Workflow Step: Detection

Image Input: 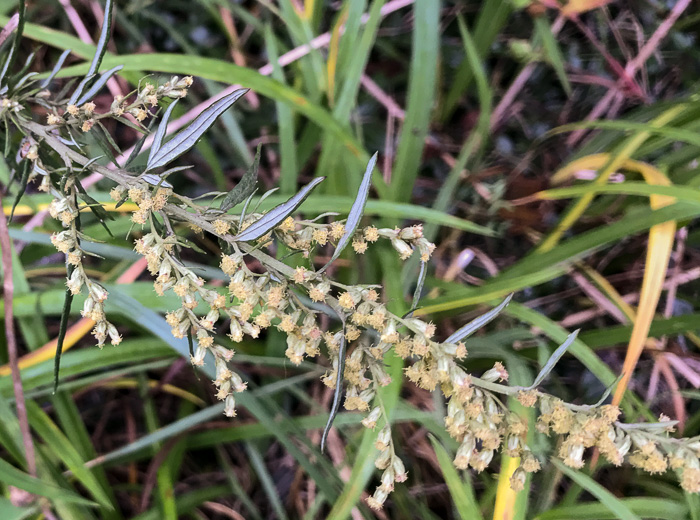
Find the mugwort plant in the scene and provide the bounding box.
[2,0,700,510]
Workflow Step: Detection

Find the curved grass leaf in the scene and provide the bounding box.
[445,293,513,343]
[533,498,686,520]
[429,435,483,520]
[550,459,642,520]
[319,152,376,274]
[233,177,325,242]
[220,143,261,213]
[25,401,113,509]
[74,65,123,106]
[146,88,249,172]
[0,456,95,506]
[321,324,346,454]
[39,48,71,88]
[147,99,179,166]
[527,330,579,390]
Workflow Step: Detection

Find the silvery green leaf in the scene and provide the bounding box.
[146,88,249,172]
[12,71,37,90]
[87,0,113,77]
[238,188,258,233]
[75,65,123,105]
[40,49,71,88]
[124,114,158,168]
[321,324,346,454]
[220,143,261,213]
[141,173,173,188]
[319,152,377,274]
[147,99,178,165]
[233,177,324,242]
[527,330,579,390]
[68,0,113,104]
[445,293,513,343]
[9,50,34,86]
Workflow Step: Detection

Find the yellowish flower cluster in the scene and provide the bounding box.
[273,217,435,261]
[48,186,120,347]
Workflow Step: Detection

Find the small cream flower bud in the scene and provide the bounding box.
[224,394,237,417]
[362,406,382,429]
[191,345,207,366]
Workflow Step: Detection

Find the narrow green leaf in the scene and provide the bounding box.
[0,457,96,506]
[406,261,428,316]
[233,177,325,242]
[39,48,71,88]
[445,294,513,343]
[389,0,440,202]
[67,0,113,105]
[550,459,642,520]
[9,160,30,221]
[25,401,113,509]
[147,99,179,165]
[534,16,571,96]
[527,330,579,389]
[321,324,346,454]
[74,65,123,106]
[0,1,25,83]
[429,436,483,520]
[146,88,249,171]
[220,143,261,213]
[53,281,74,393]
[319,152,377,273]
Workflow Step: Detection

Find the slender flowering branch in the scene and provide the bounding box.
[2,10,700,512]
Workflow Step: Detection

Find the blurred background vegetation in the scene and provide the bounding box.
[1,0,700,518]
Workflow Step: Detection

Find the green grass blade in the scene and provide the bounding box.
[549,459,642,520]
[429,436,483,520]
[389,0,440,202]
[25,401,113,509]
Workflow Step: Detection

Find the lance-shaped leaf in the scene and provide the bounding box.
[526,329,579,390]
[68,0,113,104]
[319,152,377,274]
[0,1,25,84]
[233,177,325,242]
[220,143,261,212]
[40,48,71,88]
[406,261,428,316]
[140,173,173,189]
[321,324,346,454]
[445,293,513,344]
[9,160,30,221]
[53,270,75,393]
[146,88,249,172]
[75,65,123,106]
[147,99,179,166]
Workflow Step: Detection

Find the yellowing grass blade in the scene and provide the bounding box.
[3,201,139,217]
[493,454,520,520]
[538,105,684,253]
[611,160,676,406]
[539,152,677,406]
[326,4,349,107]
